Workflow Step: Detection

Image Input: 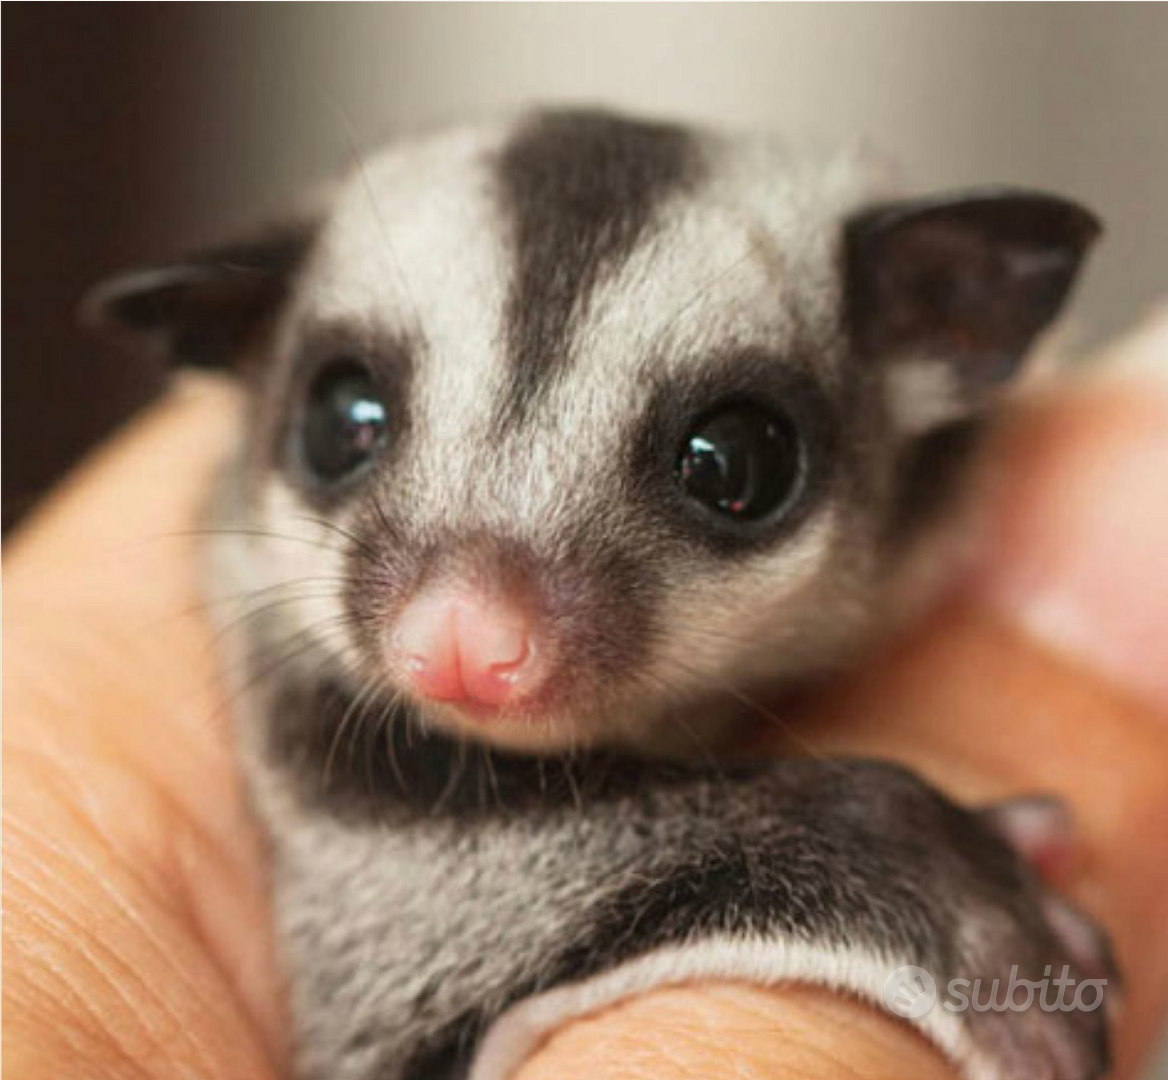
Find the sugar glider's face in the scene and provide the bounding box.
[92,110,1099,753]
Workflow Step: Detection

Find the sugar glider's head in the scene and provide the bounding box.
[90,109,1099,753]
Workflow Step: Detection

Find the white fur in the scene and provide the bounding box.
[284,122,520,534]
[886,357,969,434]
[469,935,995,1080]
[236,125,899,753]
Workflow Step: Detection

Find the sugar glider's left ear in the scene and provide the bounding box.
[82,209,322,369]
[845,190,1101,433]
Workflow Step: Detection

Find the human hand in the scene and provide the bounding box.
[4,314,1168,1079]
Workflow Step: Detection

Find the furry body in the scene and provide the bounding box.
[93,109,1111,1079]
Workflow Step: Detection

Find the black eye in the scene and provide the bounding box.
[676,404,801,522]
[300,360,388,482]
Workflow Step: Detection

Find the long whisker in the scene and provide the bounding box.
[376,687,413,798]
[361,681,407,799]
[656,621,858,686]
[650,654,840,769]
[213,614,362,729]
[173,526,349,555]
[289,514,380,562]
[131,574,349,644]
[429,729,468,815]
[323,670,384,788]
[325,97,427,347]
[629,668,727,779]
[203,574,351,611]
[479,740,504,815]
[206,584,348,650]
[654,236,767,349]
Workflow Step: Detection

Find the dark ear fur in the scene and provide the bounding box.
[83,213,320,368]
[845,189,1101,428]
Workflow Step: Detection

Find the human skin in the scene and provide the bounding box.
[4,313,1168,1080]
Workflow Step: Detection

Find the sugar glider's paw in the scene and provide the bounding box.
[981,794,1118,986]
[953,794,1117,1080]
[471,764,1115,1080]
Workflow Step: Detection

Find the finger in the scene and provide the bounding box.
[515,983,953,1080]
[3,376,284,1077]
[975,351,1168,714]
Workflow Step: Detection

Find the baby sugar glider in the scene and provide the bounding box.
[90,109,1114,1080]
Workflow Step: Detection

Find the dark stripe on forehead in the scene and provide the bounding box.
[497,109,701,423]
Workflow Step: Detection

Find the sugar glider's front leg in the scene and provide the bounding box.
[256,683,1113,1080]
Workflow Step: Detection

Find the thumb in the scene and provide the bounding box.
[975,308,1168,714]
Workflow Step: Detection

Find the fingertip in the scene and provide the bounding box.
[972,355,1168,715]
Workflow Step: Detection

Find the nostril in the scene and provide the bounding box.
[483,640,538,692]
[452,603,540,706]
[393,586,544,710]
[489,647,531,682]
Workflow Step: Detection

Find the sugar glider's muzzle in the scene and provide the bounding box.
[392,583,545,713]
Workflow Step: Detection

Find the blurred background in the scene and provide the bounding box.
[5,4,1168,532]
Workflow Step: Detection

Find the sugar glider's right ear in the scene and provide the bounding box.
[82,208,323,369]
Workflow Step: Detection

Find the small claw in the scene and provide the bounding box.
[981,795,1076,878]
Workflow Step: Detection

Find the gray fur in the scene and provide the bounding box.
[91,108,1109,1080]
[255,682,1108,1080]
[496,109,701,425]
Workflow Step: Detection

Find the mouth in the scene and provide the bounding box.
[414,692,589,753]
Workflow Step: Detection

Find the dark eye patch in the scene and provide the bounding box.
[632,351,839,556]
[677,404,802,522]
[300,359,389,482]
[274,320,414,506]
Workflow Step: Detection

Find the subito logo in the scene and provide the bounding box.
[883,965,937,1018]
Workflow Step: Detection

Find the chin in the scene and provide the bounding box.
[417,687,754,759]
[413,698,607,755]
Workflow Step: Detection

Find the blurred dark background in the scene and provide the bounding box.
[5,8,186,528]
[4,5,1167,532]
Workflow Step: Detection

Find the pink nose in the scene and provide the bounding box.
[393,587,542,709]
